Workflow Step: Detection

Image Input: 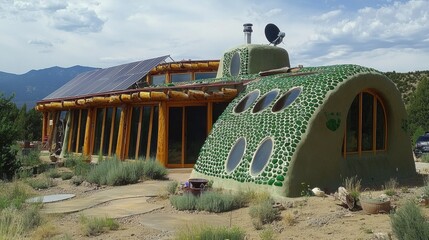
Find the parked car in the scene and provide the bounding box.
[414,133,429,158]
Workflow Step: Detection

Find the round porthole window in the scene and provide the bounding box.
[230,52,241,77]
[252,89,279,113]
[272,87,302,113]
[225,137,246,174]
[234,90,260,113]
[250,137,274,176]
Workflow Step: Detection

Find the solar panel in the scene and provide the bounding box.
[43,55,169,100]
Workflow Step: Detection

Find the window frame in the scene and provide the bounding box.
[343,90,387,158]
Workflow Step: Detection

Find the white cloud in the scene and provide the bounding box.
[312,9,342,21]
[52,7,104,33]
[28,39,53,48]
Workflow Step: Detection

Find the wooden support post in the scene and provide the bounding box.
[135,106,143,159]
[146,106,154,160]
[156,103,168,166]
[99,108,107,156]
[60,111,71,158]
[75,110,82,153]
[108,108,116,156]
[116,106,127,159]
[42,112,48,143]
[83,108,93,157]
[68,110,75,152]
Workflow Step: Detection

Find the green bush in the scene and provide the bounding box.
[16,149,41,167]
[260,227,276,240]
[196,191,243,213]
[85,158,167,186]
[170,193,198,211]
[26,175,56,189]
[170,191,247,213]
[71,176,84,186]
[142,159,167,180]
[390,201,429,240]
[61,172,74,180]
[64,154,90,176]
[46,168,61,178]
[175,225,245,240]
[79,215,119,236]
[249,200,279,227]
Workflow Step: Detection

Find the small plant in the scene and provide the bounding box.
[390,201,429,239]
[421,154,429,163]
[384,178,398,196]
[170,191,247,213]
[79,215,119,236]
[46,168,61,178]
[175,225,245,240]
[16,149,41,167]
[343,176,361,201]
[0,181,33,210]
[249,199,279,228]
[283,211,297,226]
[260,226,276,240]
[61,172,74,180]
[26,175,56,190]
[166,181,179,195]
[32,224,60,240]
[0,204,42,238]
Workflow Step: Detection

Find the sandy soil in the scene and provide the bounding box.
[29,167,429,240]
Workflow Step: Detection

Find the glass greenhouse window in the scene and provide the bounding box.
[272,87,302,112]
[343,91,387,156]
[195,72,216,80]
[225,137,246,173]
[234,90,260,113]
[252,89,279,113]
[250,138,274,176]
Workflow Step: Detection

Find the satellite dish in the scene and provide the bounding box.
[265,23,285,46]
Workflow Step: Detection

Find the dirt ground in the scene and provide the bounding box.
[29,166,429,240]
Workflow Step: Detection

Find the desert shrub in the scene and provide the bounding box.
[86,158,167,186]
[26,175,56,189]
[142,159,167,180]
[196,191,245,213]
[0,204,42,238]
[16,149,41,168]
[32,224,60,240]
[260,227,276,240]
[249,199,279,228]
[344,176,361,200]
[71,176,84,186]
[422,154,429,163]
[79,215,119,236]
[175,225,245,240]
[15,167,33,179]
[46,168,61,178]
[170,191,247,212]
[170,193,198,210]
[0,181,32,210]
[384,178,398,196]
[64,154,90,176]
[61,172,74,180]
[166,181,179,195]
[390,201,429,240]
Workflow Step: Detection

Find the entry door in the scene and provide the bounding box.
[167,106,207,167]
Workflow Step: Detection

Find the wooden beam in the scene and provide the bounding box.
[116,107,127,159]
[124,106,133,159]
[146,106,154,160]
[99,108,107,156]
[156,103,168,166]
[207,102,213,134]
[42,112,48,143]
[135,106,143,160]
[168,90,188,100]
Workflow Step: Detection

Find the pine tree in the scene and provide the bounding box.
[407,76,429,142]
[0,93,19,179]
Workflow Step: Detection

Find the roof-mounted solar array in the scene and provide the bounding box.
[44,55,169,100]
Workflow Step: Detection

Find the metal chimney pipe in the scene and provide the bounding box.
[243,23,253,44]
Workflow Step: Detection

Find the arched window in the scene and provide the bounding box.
[343,91,387,157]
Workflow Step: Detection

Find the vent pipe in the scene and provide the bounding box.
[243,23,253,44]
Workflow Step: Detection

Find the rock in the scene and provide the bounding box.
[372,232,391,240]
[312,187,326,197]
[81,181,92,187]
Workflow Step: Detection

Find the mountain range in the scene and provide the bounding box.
[0,66,98,108]
[0,66,427,109]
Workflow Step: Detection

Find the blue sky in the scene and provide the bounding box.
[0,0,428,74]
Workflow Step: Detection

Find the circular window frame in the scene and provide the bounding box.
[229,52,241,77]
[252,89,280,114]
[271,87,302,113]
[225,137,247,174]
[233,89,260,114]
[249,137,274,177]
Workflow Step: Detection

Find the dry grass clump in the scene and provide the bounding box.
[343,176,361,200]
[79,215,119,236]
[249,199,280,229]
[175,224,245,240]
[383,178,398,196]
